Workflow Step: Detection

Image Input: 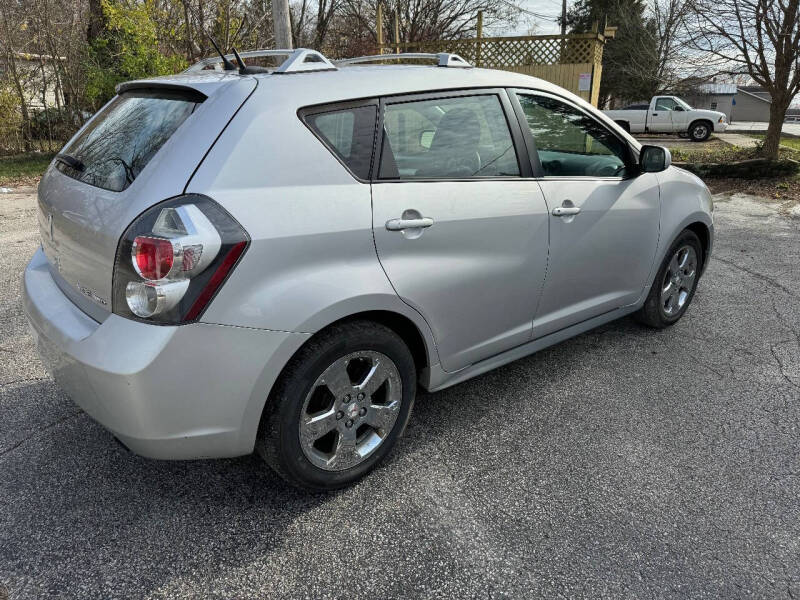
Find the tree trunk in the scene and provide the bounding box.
[762,94,789,159]
[87,0,106,42]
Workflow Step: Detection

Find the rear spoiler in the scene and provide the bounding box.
[115,81,208,102]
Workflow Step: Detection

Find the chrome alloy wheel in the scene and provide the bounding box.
[660,244,698,317]
[692,123,709,139]
[299,351,402,471]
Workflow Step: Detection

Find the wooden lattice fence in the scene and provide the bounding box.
[376,21,615,106]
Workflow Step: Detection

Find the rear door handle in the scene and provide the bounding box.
[385,217,434,231]
[552,206,581,217]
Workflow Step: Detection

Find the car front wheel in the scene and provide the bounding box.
[635,230,703,328]
[256,320,416,491]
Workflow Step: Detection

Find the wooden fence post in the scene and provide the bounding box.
[476,11,483,67]
[376,4,384,54]
[393,8,400,54]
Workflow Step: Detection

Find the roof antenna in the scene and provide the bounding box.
[231,47,270,74]
[208,36,236,71]
[232,47,247,71]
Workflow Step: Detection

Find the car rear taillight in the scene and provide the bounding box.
[113,194,249,324]
[132,237,175,280]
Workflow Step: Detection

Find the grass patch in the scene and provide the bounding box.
[670,142,799,164]
[746,134,800,152]
[0,152,55,186]
[669,137,800,203]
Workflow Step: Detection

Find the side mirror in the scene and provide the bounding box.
[640,145,672,173]
[673,106,684,112]
[419,130,435,149]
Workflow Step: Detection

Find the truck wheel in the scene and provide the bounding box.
[689,120,712,142]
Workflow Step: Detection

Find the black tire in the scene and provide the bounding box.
[615,120,631,133]
[688,120,712,142]
[256,320,416,491]
[635,230,703,328]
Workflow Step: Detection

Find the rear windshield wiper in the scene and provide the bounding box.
[55,153,85,172]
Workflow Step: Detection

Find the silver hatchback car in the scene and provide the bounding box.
[23,49,713,490]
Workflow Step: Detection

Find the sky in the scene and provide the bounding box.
[493,0,570,36]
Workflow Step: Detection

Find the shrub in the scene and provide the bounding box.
[676,158,800,179]
[85,0,186,108]
[0,83,24,154]
[28,107,81,142]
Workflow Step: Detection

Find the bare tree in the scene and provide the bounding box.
[648,0,692,92]
[687,0,800,158]
[335,0,516,52]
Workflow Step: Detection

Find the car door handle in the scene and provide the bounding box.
[552,206,581,217]
[385,217,434,231]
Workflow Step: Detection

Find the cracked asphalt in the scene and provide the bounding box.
[1,187,798,599]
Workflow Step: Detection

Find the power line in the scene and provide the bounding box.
[496,0,562,21]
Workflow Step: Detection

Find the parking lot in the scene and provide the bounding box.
[1,187,798,598]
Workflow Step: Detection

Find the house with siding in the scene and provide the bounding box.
[684,84,778,123]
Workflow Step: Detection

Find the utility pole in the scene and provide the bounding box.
[561,0,567,35]
[272,0,293,49]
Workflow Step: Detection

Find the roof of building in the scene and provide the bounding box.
[737,87,772,103]
[698,83,737,95]
[739,85,767,93]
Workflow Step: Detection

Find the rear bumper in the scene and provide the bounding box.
[23,248,308,459]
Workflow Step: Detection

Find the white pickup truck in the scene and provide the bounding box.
[604,96,727,142]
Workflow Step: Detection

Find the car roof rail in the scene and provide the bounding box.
[335,53,472,68]
[186,48,337,74]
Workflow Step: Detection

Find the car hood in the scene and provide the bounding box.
[691,109,726,121]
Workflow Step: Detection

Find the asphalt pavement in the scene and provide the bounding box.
[1,187,798,599]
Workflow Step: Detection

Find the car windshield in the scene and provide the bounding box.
[55,89,203,192]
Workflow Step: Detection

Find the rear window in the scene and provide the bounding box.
[56,89,204,192]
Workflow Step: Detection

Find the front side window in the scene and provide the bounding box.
[517,93,631,178]
[304,105,377,180]
[379,94,520,179]
[57,90,203,192]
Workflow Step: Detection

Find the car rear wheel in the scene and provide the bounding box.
[256,320,416,491]
[635,230,703,328]
[689,120,711,142]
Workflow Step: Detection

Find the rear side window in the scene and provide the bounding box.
[379,94,520,179]
[56,89,204,192]
[304,105,377,180]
